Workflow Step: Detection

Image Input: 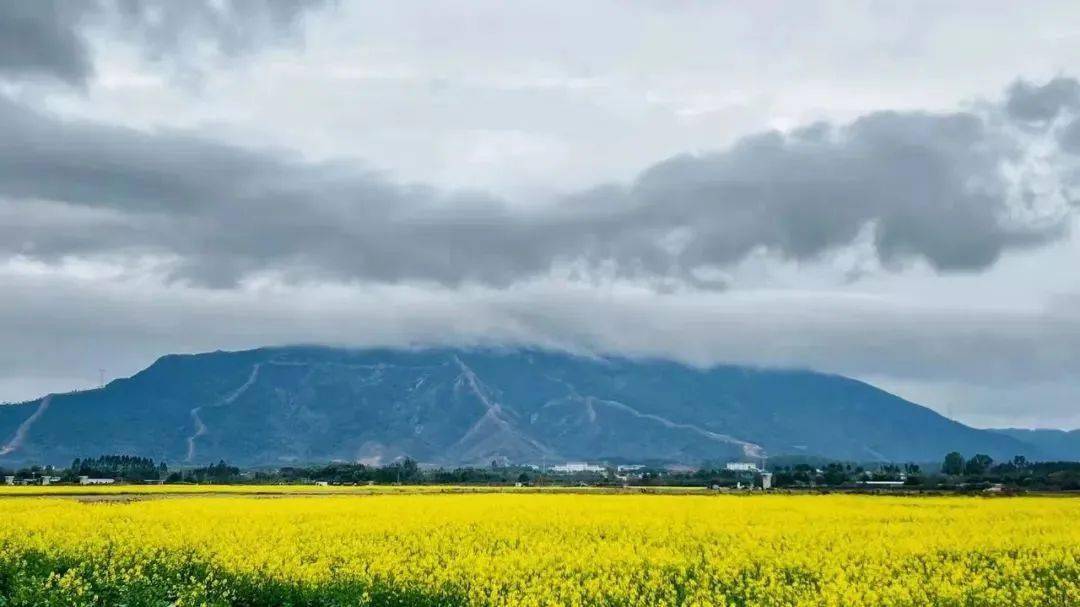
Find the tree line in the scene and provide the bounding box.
[766,453,1080,491]
[2,452,1078,490]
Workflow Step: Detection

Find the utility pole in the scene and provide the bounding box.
[98,369,106,389]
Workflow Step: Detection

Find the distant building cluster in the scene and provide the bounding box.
[723,461,772,490]
[549,462,606,474]
[4,475,63,486]
[724,462,760,473]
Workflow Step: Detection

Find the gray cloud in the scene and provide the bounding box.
[0,1,93,84]
[0,0,329,85]
[1058,116,1080,155]
[109,0,331,72]
[1,79,1073,288]
[616,111,1056,273]
[1005,77,1080,124]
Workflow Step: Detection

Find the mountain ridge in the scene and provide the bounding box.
[989,428,1080,461]
[0,345,1054,467]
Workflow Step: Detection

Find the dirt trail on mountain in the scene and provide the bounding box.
[0,395,52,456]
[186,364,262,462]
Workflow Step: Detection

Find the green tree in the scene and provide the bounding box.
[964,454,993,476]
[942,452,965,476]
[822,463,848,486]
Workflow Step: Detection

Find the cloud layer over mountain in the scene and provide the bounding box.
[1,80,1075,287]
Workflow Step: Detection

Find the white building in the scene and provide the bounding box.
[78,476,116,485]
[862,480,905,487]
[725,462,759,473]
[2,475,13,485]
[549,462,606,474]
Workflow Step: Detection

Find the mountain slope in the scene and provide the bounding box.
[0,346,1037,466]
[991,429,1080,461]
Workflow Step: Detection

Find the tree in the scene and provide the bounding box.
[964,454,993,476]
[822,463,848,486]
[400,458,418,480]
[942,452,965,476]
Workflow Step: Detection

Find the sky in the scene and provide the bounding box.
[2,0,1079,429]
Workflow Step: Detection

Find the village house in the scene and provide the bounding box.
[78,476,116,485]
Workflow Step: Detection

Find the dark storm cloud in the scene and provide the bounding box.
[1004,77,1080,124]
[0,80,1073,287]
[0,0,329,85]
[615,111,1052,273]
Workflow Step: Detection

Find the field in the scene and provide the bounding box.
[0,484,709,497]
[0,491,1077,606]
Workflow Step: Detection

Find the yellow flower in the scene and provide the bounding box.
[0,492,1075,605]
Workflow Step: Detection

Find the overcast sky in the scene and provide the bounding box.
[2,1,1079,429]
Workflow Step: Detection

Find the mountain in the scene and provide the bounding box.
[0,346,1039,467]
[990,429,1080,461]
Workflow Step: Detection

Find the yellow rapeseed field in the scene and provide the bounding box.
[0,492,1077,606]
[0,484,707,497]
